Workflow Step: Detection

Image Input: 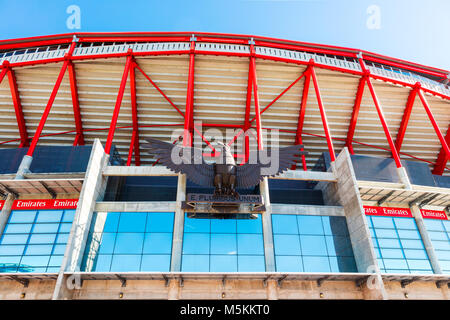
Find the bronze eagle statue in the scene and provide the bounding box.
[142,138,307,196]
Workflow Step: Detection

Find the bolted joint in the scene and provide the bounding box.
[190,34,197,42]
[414,82,422,90]
[127,48,133,55]
[2,60,10,68]
[308,58,315,66]
[72,35,79,43]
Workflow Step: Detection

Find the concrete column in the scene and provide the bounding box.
[52,139,109,300]
[260,177,275,272]
[0,194,15,238]
[410,204,443,274]
[397,167,412,189]
[170,174,186,272]
[265,279,278,300]
[334,147,388,300]
[15,155,33,179]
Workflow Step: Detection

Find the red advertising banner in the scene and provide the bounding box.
[11,199,78,210]
[0,200,4,210]
[363,206,413,218]
[420,209,448,220]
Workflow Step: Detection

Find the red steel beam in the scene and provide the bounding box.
[432,124,450,175]
[183,41,196,147]
[127,129,137,166]
[310,64,336,162]
[394,85,419,152]
[416,89,450,175]
[365,76,403,168]
[104,52,133,155]
[250,45,263,151]
[27,42,77,156]
[7,68,29,147]
[67,61,85,146]
[243,54,254,162]
[294,67,311,170]
[0,66,7,84]
[345,75,367,154]
[129,62,140,166]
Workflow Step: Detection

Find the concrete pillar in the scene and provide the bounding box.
[334,147,388,300]
[15,155,33,179]
[397,167,412,189]
[260,177,275,272]
[167,279,180,300]
[410,204,443,274]
[0,194,15,238]
[265,279,278,300]
[170,174,186,272]
[52,139,109,300]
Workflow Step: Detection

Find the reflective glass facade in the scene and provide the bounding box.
[181,214,265,272]
[82,212,174,272]
[367,216,433,274]
[271,214,357,272]
[423,219,450,273]
[0,209,75,273]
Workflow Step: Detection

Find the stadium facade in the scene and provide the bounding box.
[0,32,448,300]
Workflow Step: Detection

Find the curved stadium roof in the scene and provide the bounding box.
[0,32,448,174]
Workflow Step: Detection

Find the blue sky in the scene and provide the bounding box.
[1,0,448,70]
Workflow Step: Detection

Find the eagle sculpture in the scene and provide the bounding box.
[142,138,307,196]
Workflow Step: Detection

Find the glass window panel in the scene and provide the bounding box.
[380,248,404,259]
[91,233,116,254]
[3,223,33,234]
[322,216,349,236]
[0,234,29,245]
[371,217,394,229]
[374,228,398,239]
[146,212,174,233]
[142,233,173,254]
[211,219,236,234]
[397,229,420,240]
[8,211,37,223]
[36,210,63,223]
[300,235,328,256]
[62,210,75,223]
[439,261,450,272]
[0,256,22,272]
[89,254,112,272]
[393,218,417,230]
[271,215,298,234]
[114,233,144,254]
[58,223,72,233]
[110,255,141,272]
[435,250,450,260]
[237,216,262,234]
[400,239,424,250]
[182,254,209,272]
[275,256,303,272]
[183,233,210,254]
[20,255,51,268]
[55,233,69,244]
[237,234,264,255]
[28,234,56,244]
[385,269,408,274]
[377,238,401,249]
[140,254,171,272]
[25,245,53,255]
[369,228,376,238]
[0,245,25,256]
[428,231,448,241]
[32,223,59,234]
[53,244,66,255]
[210,255,237,272]
[382,258,408,270]
[237,255,265,272]
[102,212,120,232]
[325,236,353,257]
[403,249,428,260]
[46,267,61,273]
[118,212,147,233]
[210,234,237,255]
[184,215,210,233]
[424,219,444,231]
[303,256,331,272]
[273,234,301,256]
[48,255,63,267]
[443,221,450,232]
[329,256,357,272]
[297,215,324,235]
[407,259,432,271]
[432,240,450,251]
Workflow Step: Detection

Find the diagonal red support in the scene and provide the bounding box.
[105,52,133,155]
[0,66,7,85]
[183,40,196,147]
[432,124,450,175]
[394,85,419,152]
[310,64,336,162]
[250,45,263,151]
[345,75,367,154]
[67,61,85,146]
[7,68,29,147]
[27,42,77,156]
[294,67,311,170]
[129,63,140,166]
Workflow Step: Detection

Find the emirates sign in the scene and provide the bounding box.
[363,206,413,218]
[11,199,78,210]
[420,209,448,220]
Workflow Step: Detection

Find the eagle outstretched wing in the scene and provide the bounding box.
[141,138,215,187]
[236,145,307,189]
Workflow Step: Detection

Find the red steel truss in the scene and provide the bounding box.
[0,32,448,174]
